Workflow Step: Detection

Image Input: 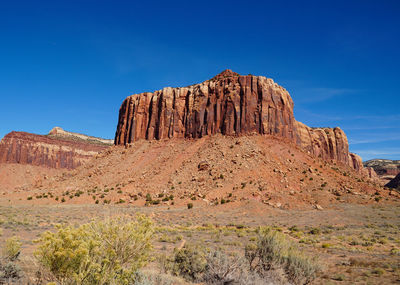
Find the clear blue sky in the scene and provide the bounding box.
[1,0,399,161]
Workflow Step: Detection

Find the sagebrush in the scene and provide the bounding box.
[34,215,154,285]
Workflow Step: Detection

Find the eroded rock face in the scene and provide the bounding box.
[365,167,378,180]
[0,131,110,169]
[295,122,350,166]
[114,70,363,172]
[115,70,296,143]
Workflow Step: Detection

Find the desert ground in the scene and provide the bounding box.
[0,202,399,284]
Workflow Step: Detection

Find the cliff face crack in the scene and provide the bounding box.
[114,70,365,173]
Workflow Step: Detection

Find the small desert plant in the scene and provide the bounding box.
[309,228,321,235]
[34,215,153,285]
[0,236,23,282]
[202,250,243,284]
[2,236,21,261]
[0,261,22,282]
[169,244,206,281]
[245,227,320,285]
[187,203,193,209]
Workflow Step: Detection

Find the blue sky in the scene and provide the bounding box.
[1,0,399,161]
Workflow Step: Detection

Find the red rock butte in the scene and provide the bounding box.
[115,70,368,174]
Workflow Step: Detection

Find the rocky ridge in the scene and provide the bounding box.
[0,128,111,169]
[48,127,114,145]
[115,70,367,175]
[364,159,400,183]
[19,134,391,208]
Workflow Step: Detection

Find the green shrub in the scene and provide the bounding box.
[0,236,23,282]
[2,237,21,261]
[371,268,385,276]
[170,244,206,281]
[245,227,320,285]
[332,273,345,281]
[0,261,22,282]
[146,194,152,202]
[34,215,154,285]
[309,228,321,235]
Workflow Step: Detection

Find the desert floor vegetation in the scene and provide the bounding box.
[0,202,398,284]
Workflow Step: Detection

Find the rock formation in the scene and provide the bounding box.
[48,127,114,145]
[365,167,378,180]
[114,70,364,172]
[364,159,400,177]
[0,129,112,169]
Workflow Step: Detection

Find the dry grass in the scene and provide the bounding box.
[0,202,397,284]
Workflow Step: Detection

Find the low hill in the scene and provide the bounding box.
[11,134,396,209]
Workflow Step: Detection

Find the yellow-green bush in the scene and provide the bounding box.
[2,236,21,261]
[34,215,154,285]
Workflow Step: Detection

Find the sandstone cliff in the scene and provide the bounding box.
[114,70,364,172]
[0,129,111,169]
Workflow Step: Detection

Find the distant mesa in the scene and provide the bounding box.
[114,69,371,177]
[0,127,112,169]
[48,127,114,145]
[364,159,400,184]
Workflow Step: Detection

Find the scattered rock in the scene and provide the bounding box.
[198,161,210,171]
[315,204,323,210]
